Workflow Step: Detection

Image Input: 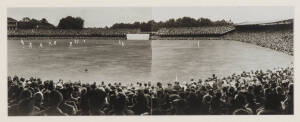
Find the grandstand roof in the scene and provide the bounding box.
[236,19,293,26]
[7,17,17,22]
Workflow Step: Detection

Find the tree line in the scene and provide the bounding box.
[13,17,56,29]
[9,16,84,29]
[9,16,232,31]
[111,17,233,31]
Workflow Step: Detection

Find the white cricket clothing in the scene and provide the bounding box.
[29,42,32,48]
[39,43,43,48]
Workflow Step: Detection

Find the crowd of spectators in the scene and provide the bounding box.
[8,28,140,37]
[8,37,125,40]
[157,26,235,36]
[8,26,236,38]
[224,29,293,55]
[8,66,293,116]
[154,37,221,40]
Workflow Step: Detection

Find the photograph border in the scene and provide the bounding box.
[0,0,299,122]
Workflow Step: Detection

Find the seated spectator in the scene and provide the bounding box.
[33,92,46,113]
[232,93,253,115]
[88,88,106,115]
[107,93,134,115]
[257,88,282,115]
[35,90,67,116]
[131,90,150,115]
[16,98,35,116]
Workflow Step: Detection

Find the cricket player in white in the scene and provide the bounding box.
[20,40,25,45]
[39,42,43,48]
[73,40,76,45]
[49,41,52,47]
[29,42,32,48]
[69,41,73,47]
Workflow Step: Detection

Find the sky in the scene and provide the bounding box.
[8,6,294,28]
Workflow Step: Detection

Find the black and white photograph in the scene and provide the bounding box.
[6,6,294,116]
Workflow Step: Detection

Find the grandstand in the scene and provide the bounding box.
[225,19,294,55]
[7,18,18,30]
[234,19,293,31]
[236,19,293,26]
[152,19,294,55]
[157,26,235,37]
[8,28,141,38]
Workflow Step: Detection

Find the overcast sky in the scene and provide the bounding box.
[8,6,293,28]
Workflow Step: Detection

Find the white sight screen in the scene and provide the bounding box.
[126,34,150,40]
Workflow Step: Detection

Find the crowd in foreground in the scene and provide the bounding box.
[8,66,293,116]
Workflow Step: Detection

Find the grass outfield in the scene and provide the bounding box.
[8,39,293,84]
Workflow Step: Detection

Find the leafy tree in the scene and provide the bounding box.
[176,17,198,27]
[40,18,48,24]
[17,17,55,29]
[38,18,55,29]
[22,17,30,22]
[198,18,213,26]
[164,19,176,28]
[57,16,84,29]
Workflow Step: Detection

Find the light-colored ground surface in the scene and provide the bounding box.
[8,39,293,84]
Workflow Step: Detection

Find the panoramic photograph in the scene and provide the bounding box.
[7,7,293,116]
